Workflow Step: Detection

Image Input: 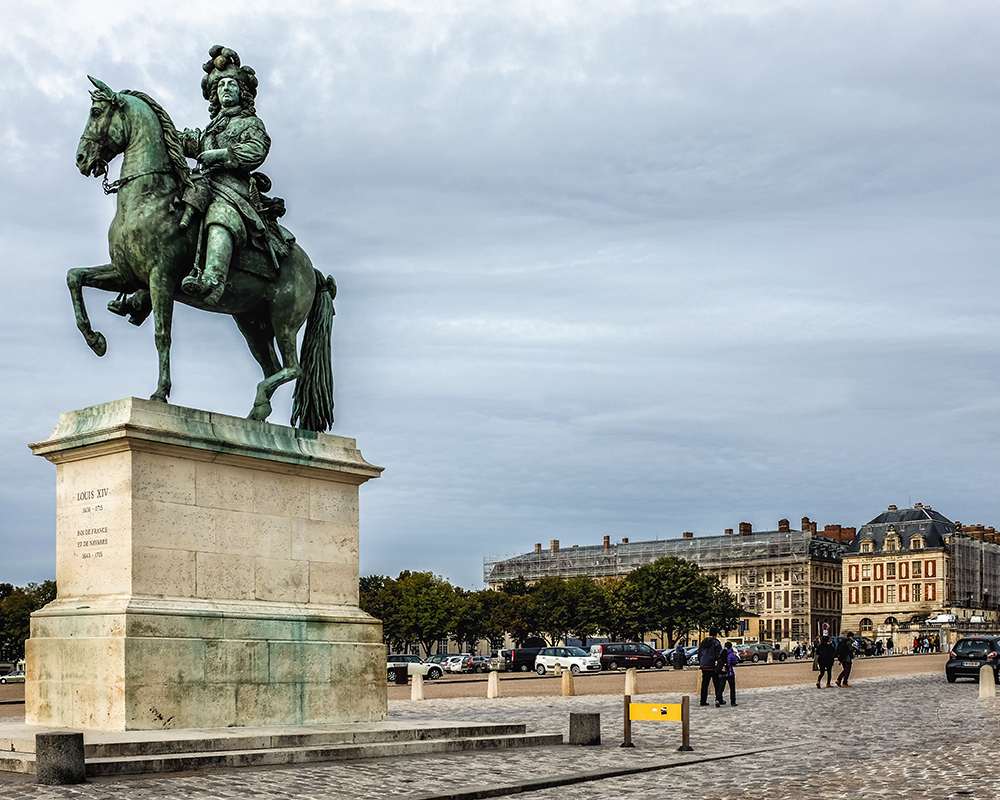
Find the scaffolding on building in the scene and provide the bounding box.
[950,534,1000,611]
[484,530,846,587]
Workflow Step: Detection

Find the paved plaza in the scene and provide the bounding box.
[0,667,997,799]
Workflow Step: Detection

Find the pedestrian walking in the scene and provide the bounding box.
[816,635,836,688]
[886,637,894,655]
[836,632,855,687]
[717,641,739,706]
[698,628,724,706]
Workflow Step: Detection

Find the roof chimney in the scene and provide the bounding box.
[622,537,629,544]
[603,535,611,551]
[888,505,897,511]
[550,539,559,554]
[534,543,541,553]
[914,502,923,508]
[724,528,733,536]
[682,531,694,539]
[739,522,752,538]
[778,519,790,533]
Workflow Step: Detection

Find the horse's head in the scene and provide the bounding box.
[77,77,129,178]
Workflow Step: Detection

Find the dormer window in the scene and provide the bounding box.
[910,536,924,551]
[884,535,899,552]
[860,540,874,554]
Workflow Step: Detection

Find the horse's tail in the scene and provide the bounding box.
[291,270,337,432]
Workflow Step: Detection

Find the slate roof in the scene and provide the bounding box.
[849,505,954,554]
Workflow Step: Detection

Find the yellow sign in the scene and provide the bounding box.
[629,702,682,722]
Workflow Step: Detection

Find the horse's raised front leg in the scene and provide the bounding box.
[147,266,176,403]
[67,264,131,357]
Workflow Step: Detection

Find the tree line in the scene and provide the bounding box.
[359,556,743,657]
[0,582,57,662]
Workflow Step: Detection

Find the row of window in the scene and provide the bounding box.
[859,535,924,554]
[847,583,937,604]
[847,560,936,582]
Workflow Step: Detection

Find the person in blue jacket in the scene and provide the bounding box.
[717,641,740,707]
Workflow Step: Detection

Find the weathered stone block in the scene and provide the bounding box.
[35,732,86,785]
[27,398,385,731]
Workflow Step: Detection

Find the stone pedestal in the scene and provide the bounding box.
[27,397,386,731]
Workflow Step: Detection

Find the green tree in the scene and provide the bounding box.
[393,571,460,657]
[625,557,734,647]
[565,576,607,647]
[0,581,56,661]
[602,577,642,641]
[452,589,488,653]
[531,576,572,645]
[477,588,512,653]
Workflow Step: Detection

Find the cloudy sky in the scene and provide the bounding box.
[4,0,1000,590]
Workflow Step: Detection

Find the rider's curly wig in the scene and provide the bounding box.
[201,45,258,118]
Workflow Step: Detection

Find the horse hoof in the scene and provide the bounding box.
[88,332,107,357]
[149,393,168,404]
[248,402,272,421]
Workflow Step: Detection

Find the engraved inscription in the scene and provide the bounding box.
[73,486,110,562]
[75,487,109,502]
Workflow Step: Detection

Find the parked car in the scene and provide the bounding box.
[0,670,25,684]
[590,642,666,670]
[386,654,443,681]
[736,643,788,663]
[443,655,470,673]
[945,636,1000,684]
[469,656,489,673]
[927,614,959,625]
[498,648,545,672]
[683,646,700,666]
[534,647,602,675]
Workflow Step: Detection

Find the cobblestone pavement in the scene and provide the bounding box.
[0,671,997,799]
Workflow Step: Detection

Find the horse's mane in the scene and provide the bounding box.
[122,90,194,191]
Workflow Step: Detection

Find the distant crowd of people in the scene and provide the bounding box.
[691,627,944,708]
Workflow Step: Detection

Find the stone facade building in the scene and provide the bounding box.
[841,503,1000,643]
[484,517,855,645]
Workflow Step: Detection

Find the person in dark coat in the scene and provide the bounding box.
[672,643,685,670]
[698,629,724,706]
[816,635,836,688]
[836,632,855,687]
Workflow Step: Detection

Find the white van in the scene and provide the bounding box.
[926,613,958,624]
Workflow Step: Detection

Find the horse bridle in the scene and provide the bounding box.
[79,132,176,195]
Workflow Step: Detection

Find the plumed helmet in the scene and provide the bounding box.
[201,45,259,106]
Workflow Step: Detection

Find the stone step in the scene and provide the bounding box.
[0,726,563,777]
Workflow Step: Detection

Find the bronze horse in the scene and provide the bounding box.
[71,77,335,431]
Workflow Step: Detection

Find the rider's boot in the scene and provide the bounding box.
[200,223,233,306]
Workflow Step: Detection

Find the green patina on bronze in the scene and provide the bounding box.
[70,45,335,432]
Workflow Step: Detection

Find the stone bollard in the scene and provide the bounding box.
[553,663,562,677]
[561,669,575,696]
[35,732,86,786]
[487,670,501,699]
[624,667,638,696]
[568,712,601,745]
[980,665,996,699]
[411,672,425,701]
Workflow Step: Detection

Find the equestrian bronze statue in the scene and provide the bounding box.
[71,46,335,431]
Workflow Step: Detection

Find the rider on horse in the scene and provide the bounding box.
[178,46,283,306]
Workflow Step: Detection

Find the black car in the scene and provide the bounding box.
[590,642,666,670]
[945,636,1000,683]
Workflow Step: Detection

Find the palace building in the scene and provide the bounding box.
[841,503,1000,642]
[484,517,855,644]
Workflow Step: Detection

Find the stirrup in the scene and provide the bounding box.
[181,275,207,296]
[203,280,226,306]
